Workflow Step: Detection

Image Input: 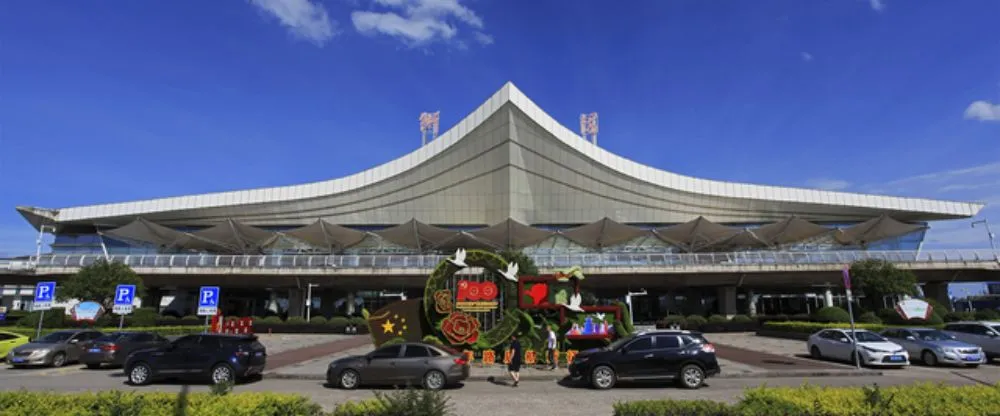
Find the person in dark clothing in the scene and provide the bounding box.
[507,335,522,387]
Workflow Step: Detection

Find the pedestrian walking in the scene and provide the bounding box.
[546,325,558,370]
[508,334,522,387]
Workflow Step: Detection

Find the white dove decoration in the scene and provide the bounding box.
[447,248,468,268]
[595,313,606,322]
[561,293,584,313]
[499,262,519,282]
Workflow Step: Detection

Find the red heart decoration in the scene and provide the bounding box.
[527,283,549,305]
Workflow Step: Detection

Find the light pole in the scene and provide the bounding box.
[971,219,997,260]
[625,289,647,327]
[305,283,319,322]
[33,225,56,266]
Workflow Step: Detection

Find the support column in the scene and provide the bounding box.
[922,283,951,310]
[346,292,356,316]
[288,289,304,318]
[747,290,759,317]
[717,287,737,318]
[824,288,834,308]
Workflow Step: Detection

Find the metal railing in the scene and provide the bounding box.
[17,249,999,271]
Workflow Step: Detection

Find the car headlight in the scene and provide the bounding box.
[32,350,50,357]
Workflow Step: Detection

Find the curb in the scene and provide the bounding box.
[264,369,882,382]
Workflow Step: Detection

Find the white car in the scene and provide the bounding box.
[808,329,909,367]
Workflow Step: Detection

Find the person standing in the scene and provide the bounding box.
[546,325,558,370]
[508,334,522,387]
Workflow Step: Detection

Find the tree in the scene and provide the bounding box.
[849,259,918,311]
[58,259,146,310]
[498,250,539,276]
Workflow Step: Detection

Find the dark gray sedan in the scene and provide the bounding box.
[327,342,470,390]
[81,331,171,369]
[6,330,103,367]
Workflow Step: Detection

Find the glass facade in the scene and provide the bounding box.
[45,221,929,256]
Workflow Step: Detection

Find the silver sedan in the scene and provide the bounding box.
[880,328,985,367]
[6,330,103,368]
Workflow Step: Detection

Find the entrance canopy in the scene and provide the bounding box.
[560,218,648,249]
[835,214,928,246]
[283,220,368,252]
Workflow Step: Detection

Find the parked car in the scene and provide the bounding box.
[568,330,721,390]
[0,331,30,360]
[943,322,1000,361]
[807,329,909,367]
[81,331,171,369]
[124,334,267,385]
[880,328,984,367]
[6,330,103,367]
[327,342,470,390]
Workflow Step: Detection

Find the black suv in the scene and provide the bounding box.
[124,334,267,386]
[569,330,720,390]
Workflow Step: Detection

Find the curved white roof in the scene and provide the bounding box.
[18,82,984,228]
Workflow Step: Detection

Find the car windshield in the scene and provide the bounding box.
[850,332,886,343]
[992,326,1000,334]
[913,330,954,341]
[608,335,636,351]
[95,333,128,342]
[36,332,74,343]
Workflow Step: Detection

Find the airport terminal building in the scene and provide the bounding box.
[3,83,994,322]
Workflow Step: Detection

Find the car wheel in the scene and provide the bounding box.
[590,365,616,390]
[922,350,938,367]
[810,346,822,359]
[339,369,361,390]
[51,353,67,367]
[128,362,153,386]
[85,363,101,370]
[678,364,705,389]
[422,370,446,390]
[210,363,235,385]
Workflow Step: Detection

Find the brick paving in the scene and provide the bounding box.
[266,335,372,370]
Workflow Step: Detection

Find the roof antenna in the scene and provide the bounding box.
[580,112,598,145]
[419,111,440,146]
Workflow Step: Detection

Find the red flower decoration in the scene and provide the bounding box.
[440,312,481,345]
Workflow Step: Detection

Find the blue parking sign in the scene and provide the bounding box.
[113,284,136,315]
[33,281,56,311]
[197,286,220,316]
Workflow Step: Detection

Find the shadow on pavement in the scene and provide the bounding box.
[556,377,697,390]
[320,382,466,391]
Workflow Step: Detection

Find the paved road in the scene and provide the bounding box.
[1,361,997,416]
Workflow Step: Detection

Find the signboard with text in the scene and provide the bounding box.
[113,284,136,315]
[197,286,220,316]
[33,282,56,311]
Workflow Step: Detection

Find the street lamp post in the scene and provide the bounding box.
[33,225,56,266]
[971,220,997,260]
[625,289,647,327]
[305,283,319,322]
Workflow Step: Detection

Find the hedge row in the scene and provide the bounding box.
[0,391,325,416]
[613,383,1000,416]
[760,321,943,335]
[4,326,207,338]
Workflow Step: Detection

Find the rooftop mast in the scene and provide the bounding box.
[420,111,440,146]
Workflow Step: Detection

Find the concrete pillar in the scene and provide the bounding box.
[717,287,737,318]
[288,289,304,318]
[824,288,834,308]
[923,283,951,310]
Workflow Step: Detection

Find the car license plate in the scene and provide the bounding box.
[11,358,25,363]
[964,355,981,361]
[255,352,264,357]
[888,355,905,362]
[88,348,101,353]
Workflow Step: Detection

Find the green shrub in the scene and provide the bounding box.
[857,311,882,324]
[812,306,851,323]
[3,326,205,338]
[657,316,686,328]
[762,321,943,335]
[260,316,283,324]
[17,307,66,328]
[285,316,307,325]
[348,316,367,326]
[126,307,158,327]
[332,389,454,416]
[613,383,1000,416]
[974,309,1000,320]
[685,315,707,326]
[0,391,324,415]
[309,316,328,324]
[328,316,350,326]
[729,315,753,323]
[943,311,975,322]
[707,315,728,324]
[181,315,201,324]
[789,313,810,322]
[158,315,179,324]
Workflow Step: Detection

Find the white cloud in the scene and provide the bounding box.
[964,100,1000,122]
[800,52,813,62]
[352,0,490,46]
[877,161,1000,192]
[869,0,886,12]
[249,0,337,46]
[805,178,850,191]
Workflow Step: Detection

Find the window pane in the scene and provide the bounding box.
[372,345,402,359]
[404,346,430,358]
[656,336,681,348]
[627,338,652,351]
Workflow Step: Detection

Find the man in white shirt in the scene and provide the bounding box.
[546,325,558,370]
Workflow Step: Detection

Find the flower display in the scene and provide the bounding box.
[566,350,578,365]
[433,289,454,314]
[440,311,481,345]
[524,350,536,365]
[482,350,496,366]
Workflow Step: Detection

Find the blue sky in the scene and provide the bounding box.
[0,0,998,292]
